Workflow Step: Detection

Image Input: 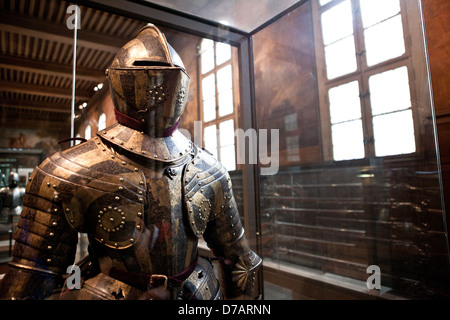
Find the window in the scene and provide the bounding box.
[84,124,91,140]
[314,0,417,161]
[199,39,237,171]
[98,113,106,131]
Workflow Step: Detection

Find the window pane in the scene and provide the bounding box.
[204,124,217,152]
[219,119,235,147]
[324,36,357,79]
[331,120,365,161]
[216,42,231,65]
[217,65,232,93]
[201,49,214,74]
[220,144,236,171]
[203,97,216,122]
[201,74,216,100]
[321,0,353,45]
[360,0,401,29]
[201,38,214,52]
[98,113,106,131]
[218,89,233,117]
[329,81,361,124]
[84,125,91,140]
[364,15,405,66]
[373,110,415,157]
[369,66,411,116]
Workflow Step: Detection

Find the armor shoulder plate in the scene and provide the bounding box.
[31,138,146,249]
[182,147,231,237]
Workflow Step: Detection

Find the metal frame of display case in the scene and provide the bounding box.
[73,0,281,298]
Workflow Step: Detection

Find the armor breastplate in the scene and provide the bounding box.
[51,124,198,277]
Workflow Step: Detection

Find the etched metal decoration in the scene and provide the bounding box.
[0,24,261,301]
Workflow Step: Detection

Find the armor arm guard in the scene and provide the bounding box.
[183,148,261,299]
[0,156,79,300]
[203,171,261,299]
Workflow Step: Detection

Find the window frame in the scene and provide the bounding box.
[198,38,240,171]
[312,0,425,161]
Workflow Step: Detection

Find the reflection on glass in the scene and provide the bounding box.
[218,89,233,117]
[364,15,405,66]
[320,0,353,45]
[216,42,231,65]
[369,66,411,115]
[360,0,401,29]
[324,36,357,79]
[329,81,361,124]
[204,125,217,158]
[331,120,365,160]
[373,109,416,157]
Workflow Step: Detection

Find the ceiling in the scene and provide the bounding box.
[0,0,304,135]
[143,0,303,33]
[0,0,147,133]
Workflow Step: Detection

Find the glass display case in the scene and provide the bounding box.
[0,0,448,299]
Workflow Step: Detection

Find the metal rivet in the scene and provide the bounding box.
[111,155,115,159]
[47,246,52,250]
[49,232,54,237]
[52,222,57,226]
[134,168,139,172]
[122,161,127,166]
[119,186,124,191]
[47,259,52,263]
[111,136,115,139]
[130,146,134,150]
[137,212,142,217]
[130,238,135,243]
[115,196,120,201]
[142,151,146,155]
[120,178,124,182]
[47,182,51,187]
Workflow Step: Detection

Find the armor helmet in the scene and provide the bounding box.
[9,171,19,187]
[107,24,190,137]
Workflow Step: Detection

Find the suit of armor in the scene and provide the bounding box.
[0,24,261,300]
[0,172,25,219]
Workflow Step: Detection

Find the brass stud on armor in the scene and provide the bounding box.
[49,232,54,237]
[119,186,124,191]
[47,246,52,250]
[122,161,127,166]
[52,222,57,227]
[130,238,135,243]
[130,146,134,150]
[142,151,146,155]
[111,156,115,159]
[134,168,139,172]
[120,178,124,182]
[47,259,52,263]
[47,182,51,187]
[115,196,120,200]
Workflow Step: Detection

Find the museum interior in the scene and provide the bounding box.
[0,0,450,300]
